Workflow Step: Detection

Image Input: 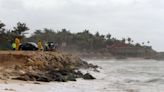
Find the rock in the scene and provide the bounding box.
[89,64,98,68]
[93,69,100,72]
[13,75,31,81]
[18,70,26,75]
[66,73,76,81]
[0,51,98,82]
[14,73,51,82]
[47,72,66,82]
[36,75,51,82]
[74,71,83,78]
[2,73,10,80]
[13,72,39,81]
[14,65,22,70]
[34,82,41,84]
[83,73,95,80]
[4,88,16,91]
[58,70,69,76]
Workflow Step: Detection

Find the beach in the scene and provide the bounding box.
[0,59,164,92]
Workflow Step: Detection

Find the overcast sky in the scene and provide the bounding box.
[0,0,164,51]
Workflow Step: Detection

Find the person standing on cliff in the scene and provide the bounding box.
[15,37,20,50]
[38,40,43,51]
[45,42,49,51]
[12,42,16,50]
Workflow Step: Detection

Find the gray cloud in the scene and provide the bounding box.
[0,0,164,51]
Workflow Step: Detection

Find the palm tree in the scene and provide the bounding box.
[127,38,131,44]
[122,38,126,43]
[131,40,134,44]
[0,21,5,29]
[147,41,150,45]
[106,33,111,40]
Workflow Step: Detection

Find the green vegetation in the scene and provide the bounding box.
[0,21,155,57]
[0,21,29,49]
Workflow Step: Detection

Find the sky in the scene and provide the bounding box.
[0,0,164,51]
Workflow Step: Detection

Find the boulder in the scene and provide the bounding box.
[45,70,64,82]
[74,71,83,78]
[66,73,76,81]
[36,75,51,82]
[83,73,95,80]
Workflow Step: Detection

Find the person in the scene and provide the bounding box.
[12,42,16,50]
[15,37,20,50]
[38,40,43,51]
[45,42,49,51]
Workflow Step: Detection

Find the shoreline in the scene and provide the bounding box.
[64,51,161,61]
[82,57,157,61]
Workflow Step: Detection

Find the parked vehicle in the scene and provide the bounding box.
[19,42,38,51]
[45,42,55,51]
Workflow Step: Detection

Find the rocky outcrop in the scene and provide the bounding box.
[0,51,96,82]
